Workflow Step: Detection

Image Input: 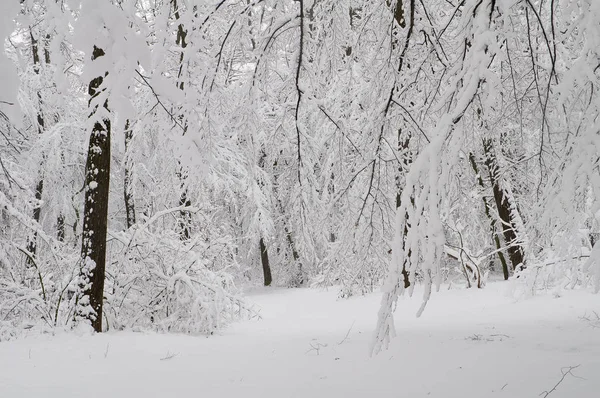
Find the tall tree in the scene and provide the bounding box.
[24,26,46,267]
[76,45,111,332]
[172,0,192,241]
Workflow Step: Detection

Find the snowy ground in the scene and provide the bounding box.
[1,282,599,397]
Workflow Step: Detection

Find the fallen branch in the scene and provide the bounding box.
[337,321,355,345]
[160,351,178,361]
[539,365,582,397]
[306,340,327,356]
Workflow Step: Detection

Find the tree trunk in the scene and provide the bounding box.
[328,172,336,242]
[123,120,136,229]
[25,28,45,267]
[272,166,303,286]
[43,31,66,241]
[390,1,415,289]
[77,45,110,333]
[482,138,524,273]
[56,214,65,242]
[389,0,407,29]
[396,129,411,289]
[173,0,192,240]
[259,237,272,286]
[469,151,510,280]
[178,187,192,240]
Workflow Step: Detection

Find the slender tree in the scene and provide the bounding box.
[24,26,46,267]
[172,0,192,240]
[469,151,510,279]
[259,237,272,286]
[123,120,136,229]
[482,138,525,272]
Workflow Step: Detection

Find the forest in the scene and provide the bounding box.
[0,0,600,395]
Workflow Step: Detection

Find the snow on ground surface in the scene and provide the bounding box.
[1,282,599,397]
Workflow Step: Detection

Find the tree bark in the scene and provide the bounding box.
[178,187,192,240]
[25,28,45,267]
[77,45,110,332]
[56,214,65,242]
[396,129,411,289]
[390,1,415,289]
[482,138,524,273]
[328,172,336,243]
[469,152,510,280]
[173,0,192,240]
[259,237,272,286]
[272,160,303,286]
[123,120,136,229]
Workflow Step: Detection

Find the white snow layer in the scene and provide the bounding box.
[0,283,599,397]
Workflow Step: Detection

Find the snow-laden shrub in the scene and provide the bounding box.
[508,245,595,300]
[0,194,256,338]
[104,212,258,334]
[0,188,80,341]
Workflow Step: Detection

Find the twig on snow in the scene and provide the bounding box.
[160,351,179,361]
[337,321,355,345]
[539,365,583,397]
[306,340,327,356]
[580,311,600,328]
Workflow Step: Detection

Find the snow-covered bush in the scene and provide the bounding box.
[104,212,256,334]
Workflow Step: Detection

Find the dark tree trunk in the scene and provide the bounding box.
[173,0,192,240]
[328,172,336,242]
[123,120,136,229]
[389,1,415,289]
[483,138,524,273]
[396,129,412,289]
[259,237,272,286]
[256,149,275,285]
[25,28,45,267]
[26,178,43,266]
[280,209,302,285]
[273,167,303,286]
[77,45,110,333]
[469,152,510,280]
[178,186,192,240]
[56,214,65,242]
[390,0,407,28]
